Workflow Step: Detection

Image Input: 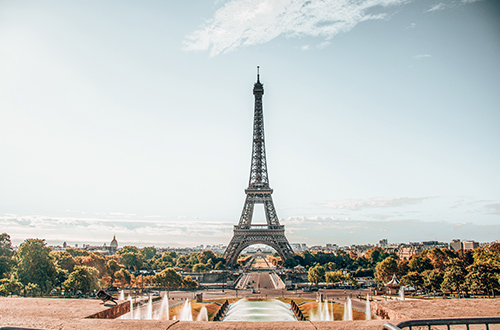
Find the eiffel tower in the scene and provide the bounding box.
[224,68,294,267]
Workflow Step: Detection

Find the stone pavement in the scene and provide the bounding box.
[1,297,499,330]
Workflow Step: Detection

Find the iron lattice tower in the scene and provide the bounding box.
[224,68,294,267]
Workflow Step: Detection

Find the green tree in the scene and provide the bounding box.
[325,270,344,284]
[365,247,387,266]
[117,246,140,255]
[0,275,23,296]
[182,275,198,289]
[441,258,466,295]
[214,261,225,270]
[120,252,143,271]
[308,265,325,285]
[153,268,182,290]
[0,233,14,279]
[106,259,122,286]
[198,250,216,264]
[16,239,57,295]
[140,247,157,261]
[375,256,399,283]
[114,268,132,287]
[408,254,433,273]
[422,269,443,293]
[192,263,209,273]
[344,273,358,286]
[401,271,423,290]
[465,261,500,297]
[63,265,100,294]
[52,251,76,273]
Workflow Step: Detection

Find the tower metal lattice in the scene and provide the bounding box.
[224,68,294,267]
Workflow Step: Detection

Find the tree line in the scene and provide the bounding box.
[300,244,500,297]
[0,233,225,296]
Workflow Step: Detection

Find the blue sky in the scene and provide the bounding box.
[1,0,499,248]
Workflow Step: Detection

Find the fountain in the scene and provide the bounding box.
[129,297,134,320]
[154,294,170,320]
[223,299,296,322]
[343,297,353,321]
[365,294,371,320]
[179,300,193,321]
[197,306,208,321]
[145,296,153,320]
[310,299,333,321]
[399,286,405,300]
[119,290,125,301]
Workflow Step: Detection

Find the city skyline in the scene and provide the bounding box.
[1,0,499,248]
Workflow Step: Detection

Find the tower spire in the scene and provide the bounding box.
[257,66,260,83]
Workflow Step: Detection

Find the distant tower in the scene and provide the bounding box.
[110,235,118,254]
[224,68,293,267]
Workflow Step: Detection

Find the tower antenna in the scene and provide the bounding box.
[257,66,260,82]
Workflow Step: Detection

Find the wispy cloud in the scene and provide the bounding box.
[183,0,409,56]
[484,203,500,215]
[426,3,447,12]
[314,196,434,210]
[414,54,432,59]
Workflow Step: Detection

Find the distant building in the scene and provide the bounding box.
[449,239,479,251]
[378,239,388,248]
[450,239,462,251]
[462,240,479,250]
[109,235,118,254]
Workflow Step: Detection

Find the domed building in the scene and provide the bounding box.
[109,235,118,254]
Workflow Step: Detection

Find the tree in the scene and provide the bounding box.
[408,254,433,273]
[120,252,143,271]
[422,269,443,293]
[140,247,157,261]
[0,233,14,279]
[375,256,399,283]
[153,268,182,290]
[114,268,132,287]
[214,261,225,270]
[16,239,57,295]
[325,270,344,284]
[366,247,387,266]
[0,275,23,296]
[308,265,325,285]
[52,251,76,273]
[284,257,299,268]
[466,261,500,297]
[63,266,100,294]
[198,250,216,264]
[106,259,122,286]
[441,258,466,295]
[192,263,209,273]
[344,273,358,286]
[401,271,423,290]
[182,275,198,289]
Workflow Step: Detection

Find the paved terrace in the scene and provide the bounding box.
[1,297,499,330]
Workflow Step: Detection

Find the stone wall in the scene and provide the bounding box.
[86,301,130,319]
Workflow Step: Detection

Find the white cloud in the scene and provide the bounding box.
[426,3,447,12]
[414,54,432,59]
[184,0,409,56]
[314,196,434,210]
[301,45,310,51]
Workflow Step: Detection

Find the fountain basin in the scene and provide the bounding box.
[223,299,296,322]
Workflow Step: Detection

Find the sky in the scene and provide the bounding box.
[1,0,499,248]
